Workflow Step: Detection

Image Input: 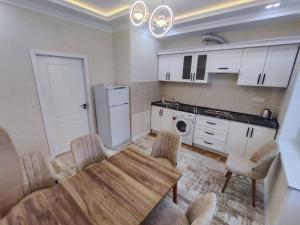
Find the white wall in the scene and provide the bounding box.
[0,3,115,155]
[278,53,300,140]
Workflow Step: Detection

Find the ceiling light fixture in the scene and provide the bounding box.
[265,2,281,9]
[149,5,174,38]
[130,1,148,27]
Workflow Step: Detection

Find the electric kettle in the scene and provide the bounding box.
[262,109,274,119]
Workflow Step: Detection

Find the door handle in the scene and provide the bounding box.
[250,128,254,138]
[80,103,87,109]
[246,127,250,137]
[218,67,229,70]
[257,74,261,85]
[262,74,266,85]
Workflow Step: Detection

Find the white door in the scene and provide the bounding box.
[158,55,170,81]
[35,55,89,157]
[237,47,268,86]
[169,54,183,81]
[262,44,299,88]
[245,126,276,158]
[109,104,130,147]
[225,122,250,156]
[160,108,174,132]
[151,106,161,132]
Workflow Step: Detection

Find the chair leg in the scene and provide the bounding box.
[222,172,232,193]
[173,183,177,204]
[252,179,256,207]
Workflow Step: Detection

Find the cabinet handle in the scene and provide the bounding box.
[257,74,261,85]
[169,72,171,80]
[218,67,229,70]
[190,73,192,81]
[250,128,254,138]
[246,127,250,137]
[161,109,164,116]
[193,73,196,81]
[206,122,216,125]
[205,131,215,135]
[262,74,266,85]
[203,141,213,145]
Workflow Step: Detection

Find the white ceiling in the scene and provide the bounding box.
[5,0,300,36]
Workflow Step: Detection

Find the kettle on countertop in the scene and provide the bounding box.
[262,109,274,119]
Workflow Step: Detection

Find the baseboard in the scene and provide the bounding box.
[264,178,269,225]
[131,130,150,142]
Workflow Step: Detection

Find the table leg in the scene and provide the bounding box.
[173,183,177,204]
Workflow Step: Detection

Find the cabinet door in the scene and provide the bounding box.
[225,122,250,156]
[160,108,174,132]
[193,53,208,83]
[207,49,243,73]
[262,44,299,88]
[237,47,268,86]
[158,55,170,81]
[169,54,184,81]
[151,106,161,132]
[245,126,276,158]
[182,54,193,81]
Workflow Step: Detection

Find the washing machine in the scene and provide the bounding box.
[173,111,196,145]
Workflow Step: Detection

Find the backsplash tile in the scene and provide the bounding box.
[131,81,161,114]
[161,74,285,117]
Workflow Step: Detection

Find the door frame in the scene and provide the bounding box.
[30,49,93,158]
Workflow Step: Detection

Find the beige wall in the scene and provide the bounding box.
[113,30,131,85]
[161,75,285,116]
[159,18,300,116]
[0,3,114,155]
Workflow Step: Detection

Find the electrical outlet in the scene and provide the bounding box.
[249,97,265,103]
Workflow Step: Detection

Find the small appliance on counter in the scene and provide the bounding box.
[262,108,274,119]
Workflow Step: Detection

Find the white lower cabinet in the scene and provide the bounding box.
[224,122,249,156]
[225,122,276,158]
[193,116,277,157]
[150,106,174,132]
[244,125,277,158]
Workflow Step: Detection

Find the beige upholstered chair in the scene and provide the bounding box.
[151,130,182,203]
[222,141,279,207]
[70,134,107,172]
[0,127,23,217]
[142,193,217,225]
[20,151,57,196]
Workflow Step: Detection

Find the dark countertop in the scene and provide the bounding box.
[151,101,279,129]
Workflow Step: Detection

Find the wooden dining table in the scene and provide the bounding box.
[1,146,182,225]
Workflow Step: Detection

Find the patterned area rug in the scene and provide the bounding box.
[53,135,264,225]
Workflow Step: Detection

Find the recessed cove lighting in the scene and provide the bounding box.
[273,3,281,7]
[265,4,273,9]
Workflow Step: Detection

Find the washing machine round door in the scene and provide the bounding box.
[174,118,190,135]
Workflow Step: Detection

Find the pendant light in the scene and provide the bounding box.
[130,1,148,27]
[149,5,174,38]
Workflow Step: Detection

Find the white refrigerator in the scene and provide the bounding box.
[94,85,130,148]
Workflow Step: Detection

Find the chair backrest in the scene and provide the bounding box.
[186,193,217,225]
[151,130,182,166]
[250,141,279,180]
[20,151,57,196]
[0,127,23,217]
[70,134,106,172]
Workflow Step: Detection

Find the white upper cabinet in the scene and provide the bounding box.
[169,54,184,81]
[207,49,243,74]
[262,45,299,88]
[158,55,170,81]
[193,53,209,83]
[238,44,299,88]
[237,47,268,86]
